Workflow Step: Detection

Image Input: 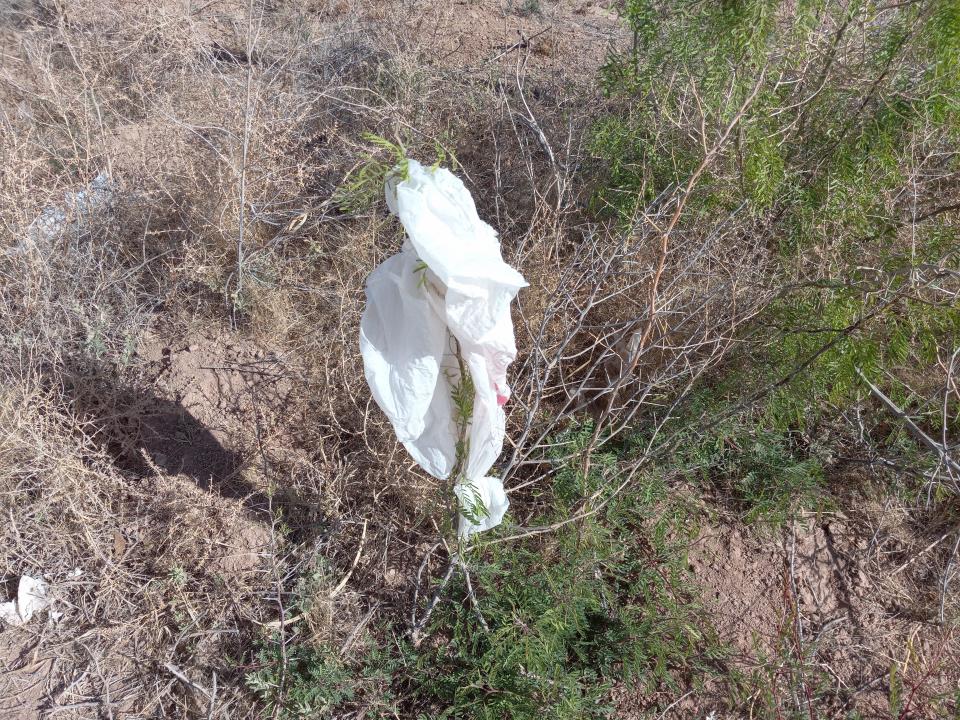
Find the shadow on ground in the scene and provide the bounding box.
[55,358,272,513]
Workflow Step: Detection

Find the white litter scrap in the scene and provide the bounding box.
[360,159,527,537]
[7,172,114,256]
[0,576,51,626]
[31,172,113,242]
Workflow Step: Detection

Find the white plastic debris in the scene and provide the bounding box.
[0,576,51,626]
[360,159,527,537]
[32,172,113,239]
[454,476,510,537]
[7,172,114,256]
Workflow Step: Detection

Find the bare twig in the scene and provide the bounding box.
[458,558,489,632]
[410,558,458,646]
[329,519,368,598]
[855,368,960,475]
[939,532,960,624]
[162,663,211,700]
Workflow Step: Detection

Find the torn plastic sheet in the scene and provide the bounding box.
[360,160,527,537]
[0,575,51,626]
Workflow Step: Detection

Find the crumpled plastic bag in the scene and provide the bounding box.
[360,159,527,537]
[453,475,510,536]
[0,575,51,626]
[7,173,114,257]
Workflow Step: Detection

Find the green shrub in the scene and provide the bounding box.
[592,0,960,505]
[247,633,406,719]
[406,469,722,719]
[247,464,725,719]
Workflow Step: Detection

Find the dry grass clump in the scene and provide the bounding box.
[0,2,383,715]
[0,383,277,716]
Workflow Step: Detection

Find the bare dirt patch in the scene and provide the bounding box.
[0,628,54,720]
[135,325,293,501]
[678,512,954,718]
[688,522,784,654]
[614,499,959,719]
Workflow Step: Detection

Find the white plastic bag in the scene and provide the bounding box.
[360,160,527,537]
[0,575,51,626]
[454,475,510,537]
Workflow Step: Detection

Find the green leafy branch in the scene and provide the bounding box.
[333,133,408,214]
[446,337,490,530]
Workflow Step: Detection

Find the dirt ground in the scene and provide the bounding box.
[611,504,959,719]
[0,1,957,718]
